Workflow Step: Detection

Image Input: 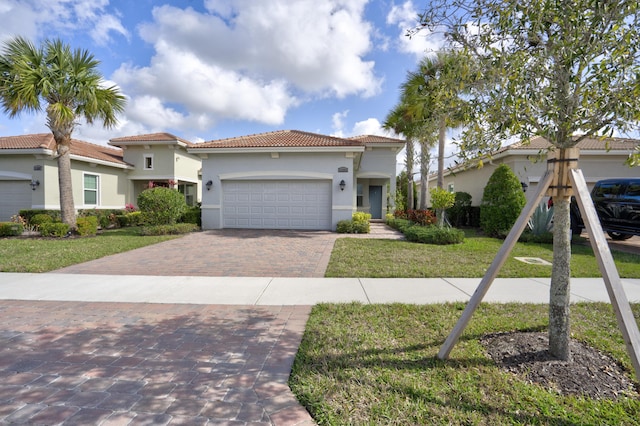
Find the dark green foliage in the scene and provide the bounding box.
[0,222,23,236]
[76,216,98,236]
[336,220,354,233]
[180,206,202,226]
[19,209,61,223]
[138,223,199,236]
[468,206,481,227]
[447,192,473,227]
[77,209,124,229]
[404,225,465,245]
[30,213,53,228]
[480,164,526,237]
[385,218,414,232]
[137,187,187,225]
[39,222,70,237]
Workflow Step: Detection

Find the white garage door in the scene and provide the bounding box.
[222,180,332,230]
[0,181,32,221]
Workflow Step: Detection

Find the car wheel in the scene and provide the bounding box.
[607,231,633,241]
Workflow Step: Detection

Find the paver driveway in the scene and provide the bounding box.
[54,229,340,277]
[0,300,314,425]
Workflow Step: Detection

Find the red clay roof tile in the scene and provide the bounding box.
[194,130,368,149]
[109,132,194,146]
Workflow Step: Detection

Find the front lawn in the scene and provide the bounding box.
[326,230,640,278]
[290,302,640,425]
[0,228,181,272]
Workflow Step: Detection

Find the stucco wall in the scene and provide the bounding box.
[200,151,356,230]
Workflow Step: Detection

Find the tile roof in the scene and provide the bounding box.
[347,135,406,144]
[110,132,194,146]
[0,133,128,165]
[507,136,639,151]
[193,130,368,149]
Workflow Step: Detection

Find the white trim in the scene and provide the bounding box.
[333,205,355,210]
[0,171,32,180]
[356,172,392,179]
[189,146,365,154]
[219,171,333,180]
[82,172,100,207]
[70,154,134,170]
[143,154,154,170]
[201,204,221,209]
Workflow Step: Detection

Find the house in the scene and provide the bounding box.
[0,132,202,221]
[187,130,405,230]
[108,133,202,206]
[424,136,640,206]
[1,130,405,230]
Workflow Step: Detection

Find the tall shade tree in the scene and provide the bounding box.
[0,37,126,228]
[416,0,640,360]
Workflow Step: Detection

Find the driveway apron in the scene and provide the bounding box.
[53,229,341,277]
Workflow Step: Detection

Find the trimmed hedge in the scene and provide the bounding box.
[30,213,53,228]
[77,216,98,236]
[0,222,23,236]
[39,222,70,238]
[480,164,526,238]
[19,209,61,223]
[138,187,187,225]
[403,225,465,245]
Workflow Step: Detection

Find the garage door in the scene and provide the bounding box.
[222,180,332,230]
[0,181,32,221]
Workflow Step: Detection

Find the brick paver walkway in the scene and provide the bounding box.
[0,301,314,425]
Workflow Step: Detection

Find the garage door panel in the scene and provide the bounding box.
[0,181,33,221]
[222,180,331,230]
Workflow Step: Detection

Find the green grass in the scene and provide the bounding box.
[0,228,180,272]
[290,302,640,425]
[326,230,640,278]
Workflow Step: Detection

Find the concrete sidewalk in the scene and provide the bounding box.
[2,273,640,305]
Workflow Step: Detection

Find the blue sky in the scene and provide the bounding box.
[0,0,446,153]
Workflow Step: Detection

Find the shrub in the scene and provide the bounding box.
[30,213,53,229]
[352,212,371,224]
[528,201,554,236]
[39,222,70,237]
[126,211,144,226]
[480,164,527,238]
[76,216,98,236]
[19,209,61,223]
[386,218,414,232]
[404,225,465,245]
[137,187,188,225]
[180,206,202,226]
[139,223,199,236]
[447,192,473,227]
[407,209,437,226]
[336,220,354,233]
[0,222,23,236]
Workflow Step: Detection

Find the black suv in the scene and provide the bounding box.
[590,178,640,240]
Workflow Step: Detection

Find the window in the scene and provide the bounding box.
[447,183,455,193]
[356,184,363,207]
[84,174,99,206]
[144,154,154,170]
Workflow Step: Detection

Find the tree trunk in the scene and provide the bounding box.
[419,144,431,210]
[549,196,572,361]
[406,139,415,210]
[56,142,76,229]
[437,117,446,189]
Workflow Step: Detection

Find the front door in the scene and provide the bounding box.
[369,185,382,219]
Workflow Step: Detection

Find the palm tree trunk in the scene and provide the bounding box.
[549,196,572,361]
[419,144,430,210]
[437,117,446,189]
[406,139,415,210]
[57,142,76,229]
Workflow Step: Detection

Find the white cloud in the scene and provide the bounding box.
[386,1,446,60]
[114,0,382,130]
[0,0,128,45]
[331,115,396,138]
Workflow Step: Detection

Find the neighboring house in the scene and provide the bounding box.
[187,130,405,230]
[0,132,202,221]
[0,133,132,221]
[423,136,640,206]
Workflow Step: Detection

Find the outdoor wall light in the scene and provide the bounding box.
[339,180,346,191]
[30,179,40,191]
[521,181,529,192]
[205,180,213,191]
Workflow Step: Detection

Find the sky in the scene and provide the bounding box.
[0,0,448,164]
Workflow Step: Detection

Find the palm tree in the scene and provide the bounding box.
[0,37,126,229]
[384,105,418,210]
